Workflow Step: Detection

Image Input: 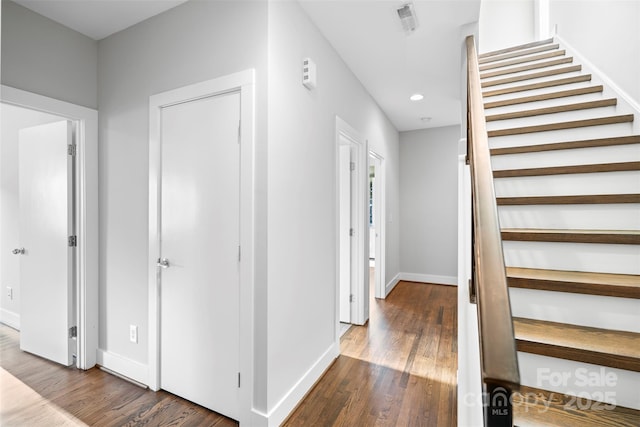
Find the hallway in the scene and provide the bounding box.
[284,281,458,426]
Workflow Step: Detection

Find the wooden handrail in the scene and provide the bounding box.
[466,35,520,426]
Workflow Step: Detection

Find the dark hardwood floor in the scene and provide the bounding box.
[0,324,237,426]
[1,280,457,426]
[283,281,458,427]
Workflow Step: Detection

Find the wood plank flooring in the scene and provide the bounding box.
[283,281,458,427]
[1,280,456,426]
[0,324,237,426]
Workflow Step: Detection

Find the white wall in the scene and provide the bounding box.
[266,0,400,420]
[0,104,65,328]
[549,0,640,104]
[1,0,98,109]
[399,126,459,285]
[97,0,267,380]
[479,0,536,53]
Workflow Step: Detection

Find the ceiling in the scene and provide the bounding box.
[11,0,481,132]
[12,0,189,40]
[301,0,480,131]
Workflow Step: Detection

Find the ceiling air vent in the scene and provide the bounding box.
[397,3,419,34]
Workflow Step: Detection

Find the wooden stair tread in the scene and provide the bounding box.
[488,114,634,137]
[479,50,566,72]
[501,228,640,244]
[490,135,640,155]
[479,38,555,59]
[514,384,640,427]
[497,194,640,205]
[513,317,640,371]
[493,161,640,177]
[494,161,640,177]
[482,65,582,88]
[478,44,560,65]
[486,98,616,122]
[483,75,592,98]
[480,57,573,79]
[506,267,640,299]
[484,85,603,109]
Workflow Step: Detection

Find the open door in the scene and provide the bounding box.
[18,121,75,366]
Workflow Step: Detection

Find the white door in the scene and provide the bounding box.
[339,145,352,323]
[159,91,240,420]
[18,121,75,366]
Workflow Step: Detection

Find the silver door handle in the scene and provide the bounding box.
[157,258,170,268]
[12,248,25,255]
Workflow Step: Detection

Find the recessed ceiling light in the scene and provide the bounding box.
[410,93,424,101]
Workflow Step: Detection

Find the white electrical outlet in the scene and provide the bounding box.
[6,286,12,300]
[129,325,138,344]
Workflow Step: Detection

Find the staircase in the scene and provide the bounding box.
[478,38,640,426]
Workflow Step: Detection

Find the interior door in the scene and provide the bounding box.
[159,91,240,420]
[339,144,352,323]
[18,121,75,366]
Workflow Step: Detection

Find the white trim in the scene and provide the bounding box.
[335,116,369,334]
[251,343,339,427]
[0,85,99,370]
[554,34,640,131]
[0,309,20,330]
[400,272,458,286]
[385,273,401,297]
[97,349,148,386]
[147,69,255,427]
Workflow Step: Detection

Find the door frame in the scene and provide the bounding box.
[368,151,386,300]
[335,116,368,336]
[0,85,99,370]
[147,70,255,424]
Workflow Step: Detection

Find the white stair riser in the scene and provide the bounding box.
[491,144,640,170]
[482,71,584,92]
[503,241,640,275]
[480,54,568,73]
[510,288,640,333]
[486,106,619,131]
[481,63,577,84]
[485,91,605,116]
[483,81,594,103]
[498,204,640,230]
[494,171,640,197]
[488,122,634,148]
[518,353,640,410]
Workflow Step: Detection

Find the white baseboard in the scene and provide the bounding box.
[97,349,148,386]
[255,342,339,427]
[0,308,20,330]
[400,272,457,286]
[385,273,400,297]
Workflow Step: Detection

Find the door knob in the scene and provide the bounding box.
[12,248,25,255]
[157,258,170,268]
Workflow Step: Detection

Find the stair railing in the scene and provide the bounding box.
[465,35,521,427]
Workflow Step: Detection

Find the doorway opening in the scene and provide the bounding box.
[0,86,98,370]
[368,151,385,302]
[336,117,368,340]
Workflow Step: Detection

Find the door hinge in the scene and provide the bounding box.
[68,235,77,247]
[350,162,356,171]
[238,246,241,262]
[349,228,354,237]
[237,121,241,144]
[67,144,76,156]
[69,326,77,338]
[238,372,241,388]
[349,294,354,303]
